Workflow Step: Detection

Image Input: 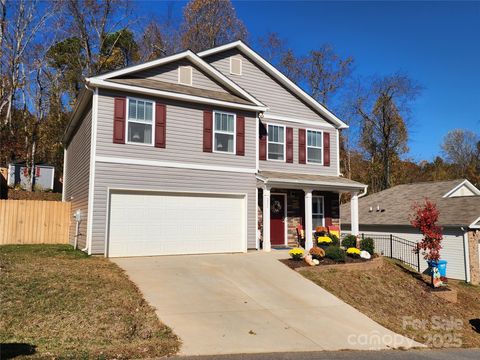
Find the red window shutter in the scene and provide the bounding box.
[113,97,126,144]
[323,132,330,166]
[155,103,166,148]
[203,110,213,152]
[299,128,306,164]
[286,127,293,163]
[236,114,245,156]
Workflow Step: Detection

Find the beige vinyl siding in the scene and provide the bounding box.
[260,118,338,176]
[90,163,257,254]
[204,49,332,126]
[130,59,228,93]
[64,104,92,248]
[96,89,256,169]
[342,224,467,281]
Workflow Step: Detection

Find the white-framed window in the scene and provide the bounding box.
[307,129,323,164]
[312,195,325,230]
[178,66,193,85]
[230,57,242,75]
[126,97,155,146]
[267,124,285,161]
[213,111,236,154]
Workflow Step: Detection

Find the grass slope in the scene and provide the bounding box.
[0,245,180,359]
[300,259,480,348]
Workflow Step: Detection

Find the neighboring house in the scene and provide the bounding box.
[63,40,366,258]
[341,179,480,283]
[7,162,55,191]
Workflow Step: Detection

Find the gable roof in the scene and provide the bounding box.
[86,49,266,109]
[107,77,254,105]
[198,40,348,130]
[341,179,480,228]
[442,179,480,198]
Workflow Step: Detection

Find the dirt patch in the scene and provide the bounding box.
[299,258,480,348]
[0,245,180,359]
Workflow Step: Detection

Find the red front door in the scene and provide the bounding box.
[270,194,285,246]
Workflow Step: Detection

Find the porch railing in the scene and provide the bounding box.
[343,233,421,272]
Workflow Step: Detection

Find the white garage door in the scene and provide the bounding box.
[108,191,246,257]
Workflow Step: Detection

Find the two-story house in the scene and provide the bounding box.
[63,40,366,257]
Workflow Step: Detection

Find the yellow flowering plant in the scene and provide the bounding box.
[346,247,361,258]
[289,247,304,260]
[317,236,333,244]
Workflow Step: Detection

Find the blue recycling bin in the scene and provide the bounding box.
[428,260,448,277]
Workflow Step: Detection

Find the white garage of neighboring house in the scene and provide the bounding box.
[341,179,480,284]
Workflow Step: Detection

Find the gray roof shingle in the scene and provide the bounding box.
[341,179,480,227]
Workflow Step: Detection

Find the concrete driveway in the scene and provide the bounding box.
[113,251,421,355]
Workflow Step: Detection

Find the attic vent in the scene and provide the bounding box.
[178,66,192,85]
[230,57,242,75]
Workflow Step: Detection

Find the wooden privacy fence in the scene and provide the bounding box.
[0,200,70,245]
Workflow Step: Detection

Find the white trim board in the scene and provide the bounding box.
[86,87,99,255]
[88,50,265,108]
[198,41,348,130]
[262,113,335,129]
[95,155,257,174]
[86,78,267,112]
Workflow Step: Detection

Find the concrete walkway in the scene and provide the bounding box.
[113,251,422,355]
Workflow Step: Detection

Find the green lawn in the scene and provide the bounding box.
[0,245,180,359]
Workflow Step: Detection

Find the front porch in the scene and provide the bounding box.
[256,171,366,251]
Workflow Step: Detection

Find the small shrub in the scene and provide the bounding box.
[341,235,357,249]
[346,247,361,258]
[360,237,375,255]
[328,234,340,246]
[309,247,325,260]
[289,247,304,261]
[325,246,346,262]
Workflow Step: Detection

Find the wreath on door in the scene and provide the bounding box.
[272,200,282,214]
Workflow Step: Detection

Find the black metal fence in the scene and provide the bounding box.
[362,233,420,272]
[342,233,421,272]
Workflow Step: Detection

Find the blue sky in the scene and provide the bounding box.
[142,0,480,162]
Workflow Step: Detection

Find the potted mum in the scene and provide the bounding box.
[411,199,446,287]
[289,247,304,261]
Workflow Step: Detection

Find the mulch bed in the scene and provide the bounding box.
[280,254,377,270]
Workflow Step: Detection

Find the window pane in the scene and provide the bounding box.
[227,115,234,132]
[308,147,322,163]
[128,99,136,119]
[145,102,153,121]
[278,126,284,142]
[222,113,227,131]
[313,215,323,230]
[215,133,234,152]
[137,101,145,120]
[308,131,322,147]
[215,113,221,130]
[312,198,319,214]
[268,125,274,142]
[128,122,152,144]
[268,143,284,160]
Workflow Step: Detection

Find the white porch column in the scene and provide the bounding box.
[304,188,313,252]
[262,185,271,252]
[351,191,359,236]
